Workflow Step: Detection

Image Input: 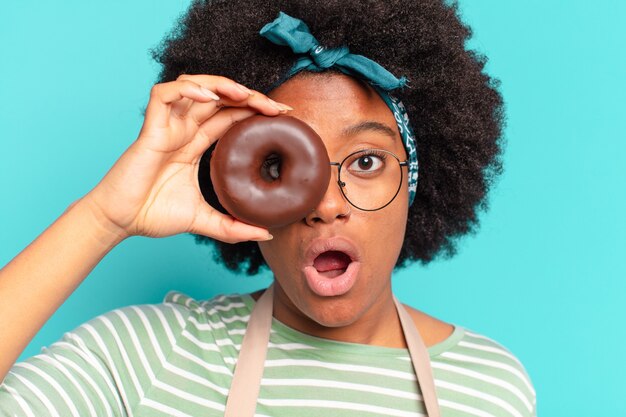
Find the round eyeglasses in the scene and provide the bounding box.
[330,149,408,211]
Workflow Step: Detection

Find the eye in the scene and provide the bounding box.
[346,150,387,176]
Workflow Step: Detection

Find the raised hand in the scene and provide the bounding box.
[83,75,291,243]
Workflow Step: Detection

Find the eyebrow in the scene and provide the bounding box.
[341,121,397,141]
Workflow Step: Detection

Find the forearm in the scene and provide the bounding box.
[0,197,127,381]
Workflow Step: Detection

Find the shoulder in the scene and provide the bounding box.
[403,306,536,416]
[404,305,456,348]
[162,290,254,329]
[60,291,253,361]
[435,325,537,417]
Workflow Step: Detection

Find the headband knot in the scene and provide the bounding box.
[260,12,407,91]
[260,11,419,206]
[308,45,350,69]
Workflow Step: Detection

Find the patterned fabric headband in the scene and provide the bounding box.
[260,12,419,206]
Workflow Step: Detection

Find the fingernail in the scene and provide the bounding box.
[253,234,273,241]
[235,83,253,95]
[200,87,220,100]
[268,98,293,112]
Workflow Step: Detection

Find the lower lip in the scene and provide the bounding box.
[303,261,360,297]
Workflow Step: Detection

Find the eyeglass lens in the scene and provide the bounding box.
[337,149,403,211]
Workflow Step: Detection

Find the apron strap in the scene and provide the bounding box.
[393,295,442,417]
[224,285,441,417]
[223,284,274,417]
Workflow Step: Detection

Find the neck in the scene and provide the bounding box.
[265,283,408,349]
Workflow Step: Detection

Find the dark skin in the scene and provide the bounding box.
[251,288,454,348]
[250,73,454,349]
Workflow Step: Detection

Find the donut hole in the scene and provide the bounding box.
[260,153,282,182]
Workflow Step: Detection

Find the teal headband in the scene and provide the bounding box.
[260,12,418,206]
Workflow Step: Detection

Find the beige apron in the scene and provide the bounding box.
[224,284,441,417]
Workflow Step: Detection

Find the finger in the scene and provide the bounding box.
[184,90,293,128]
[187,107,259,156]
[143,80,220,130]
[170,96,195,119]
[189,206,272,244]
[178,74,254,102]
[177,74,292,118]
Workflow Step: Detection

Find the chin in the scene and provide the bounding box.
[301,291,366,329]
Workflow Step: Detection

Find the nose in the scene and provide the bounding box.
[305,167,351,225]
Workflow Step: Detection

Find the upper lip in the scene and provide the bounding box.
[303,236,361,267]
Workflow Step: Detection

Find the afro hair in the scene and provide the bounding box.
[149,0,505,275]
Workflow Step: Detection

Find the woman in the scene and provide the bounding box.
[0,1,536,416]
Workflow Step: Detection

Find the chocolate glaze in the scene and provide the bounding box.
[210,115,330,228]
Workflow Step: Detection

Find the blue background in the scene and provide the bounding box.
[1,1,625,415]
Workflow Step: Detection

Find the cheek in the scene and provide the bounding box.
[365,195,409,266]
[258,238,284,273]
[258,229,301,273]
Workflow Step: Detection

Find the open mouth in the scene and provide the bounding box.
[313,250,352,278]
[303,237,361,297]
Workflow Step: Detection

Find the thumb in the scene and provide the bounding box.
[189,205,273,244]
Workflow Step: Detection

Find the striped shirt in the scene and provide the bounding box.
[0,291,536,417]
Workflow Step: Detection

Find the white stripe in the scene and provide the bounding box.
[81,324,134,417]
[142,397,197,417]
[264,359,416,381]
[131,306,233,387]
[269,342,317,350]
[54,353,115,417]
[464,330,503,343]
[227,327,273,336]
[439,398,498,417]
[437,380,523,417]
[463,331,533,386]
[9,372,61,417]
[141,382,225,413]
[181,329,315,353]
[201,301,246,311]
[169,293,247,313]
[187,315,227,330]
[432,361,533,412]
[115,308,231,397]
[112,309,156,380]
[147,305,184,346]
[149,305,241,368]
[97,316,145,398]
[187,315,252,332]
[222,314,251,324]
[166,303,187,328]
[2,383,36,417]
[54,337,125,417]
[14,362,81,417]
[173,344,233,377]
[440,352,534,394]
[257,398,425,417]
[181,330,222,352]
[164,292,181,304]
[261,378,421,400]
[36,355,99,417]
[148,305,232,376]
[459,341,524,367]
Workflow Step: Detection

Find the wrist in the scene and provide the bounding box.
[70,196,130,249]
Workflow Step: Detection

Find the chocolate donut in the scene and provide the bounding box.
[209,115,330,228]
